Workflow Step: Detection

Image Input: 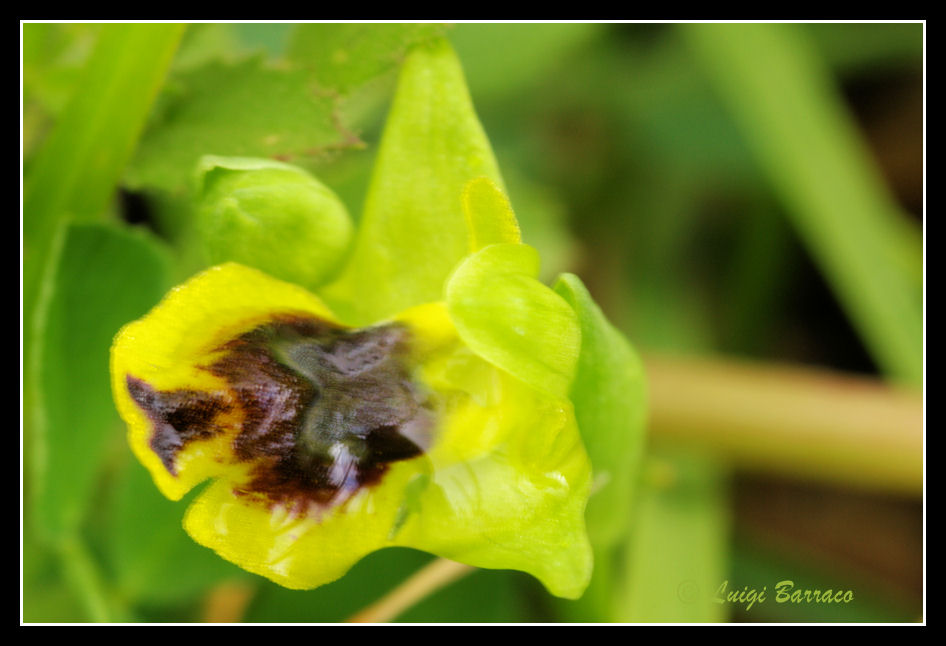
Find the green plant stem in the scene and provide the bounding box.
[57,534,127,623]
[645,355,922,494]
[682,23,922,387]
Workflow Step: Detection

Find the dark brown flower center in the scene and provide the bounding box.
[127,314,432,512]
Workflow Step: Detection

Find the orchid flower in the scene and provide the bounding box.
[110,38,646,601]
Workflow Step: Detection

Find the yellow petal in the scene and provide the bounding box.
[184,460,424,590]
[110,263,338,499]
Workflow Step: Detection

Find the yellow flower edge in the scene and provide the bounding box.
[111,263,339,501]
[110,263,592,598]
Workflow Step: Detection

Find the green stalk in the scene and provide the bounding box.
[682,23,922,386]
[57,535,130,622]
[24,23,185,391]
[646,355,922,494]
[615,451,729,622]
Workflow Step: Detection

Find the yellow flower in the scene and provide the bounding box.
[111,258,592,598]
[108,36,615,602]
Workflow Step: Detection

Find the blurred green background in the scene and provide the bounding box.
[22,22,923,623]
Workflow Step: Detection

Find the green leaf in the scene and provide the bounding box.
[31,223,173,540]
[616,450,729,622]
[22,23,102,158]
[682,23,922,386]
[554,274,647,548]
[107,459,248,604]
[125,56,362,193]
[170,24,242,72]
[24,24,183,416]
[446,244,580,398]
[233,24,293,59]
[24,23,184,235]
[323,38,504,324]
[21,584,86,624]
[288,23,446,94]
[22,519,86,623]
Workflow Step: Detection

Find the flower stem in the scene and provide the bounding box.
[645,355,922,494]
[346,558,474,623]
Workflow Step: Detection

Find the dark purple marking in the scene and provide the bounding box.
[126,313,432,514]
[126,376,230,475]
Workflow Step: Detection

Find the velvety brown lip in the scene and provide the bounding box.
[126,376,229,475]
[127,313,432,512]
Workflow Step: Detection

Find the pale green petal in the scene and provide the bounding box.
[446,243,580,398]
[394,345,592,599]
[323,38,504,325]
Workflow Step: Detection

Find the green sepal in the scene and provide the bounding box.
[554,273,648,548]
[194,155,353,289]
[324,38,504,325]
[446,243,580,398]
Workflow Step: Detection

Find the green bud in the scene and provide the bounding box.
[194,156,353,289]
